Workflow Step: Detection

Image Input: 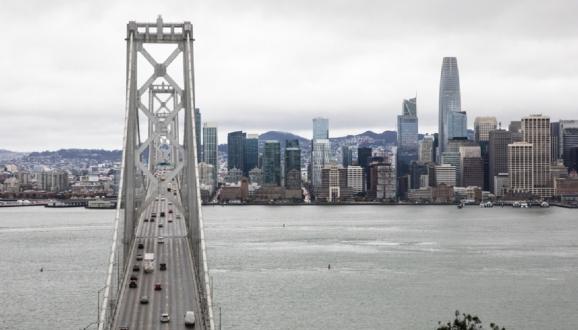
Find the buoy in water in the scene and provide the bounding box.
[328,264,331,270]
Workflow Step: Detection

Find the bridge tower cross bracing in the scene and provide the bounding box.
[99,16,214,330]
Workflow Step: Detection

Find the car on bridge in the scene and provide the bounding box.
[160,262,167,271]
[136,253,143,261]
[158,237,165,244]
[137,242,144,249]
[129,280,137,288]
[140,296,149,304]
[132,264,140,272]
[160,313,170,323]
[154,283,162,291]
[184,311,195,327]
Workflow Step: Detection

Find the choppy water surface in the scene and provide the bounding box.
[1,205,577,329]
[204,206,578,330]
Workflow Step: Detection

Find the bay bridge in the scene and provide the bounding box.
[96,16,214,330]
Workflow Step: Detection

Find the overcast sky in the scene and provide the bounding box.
[2,0,578,151]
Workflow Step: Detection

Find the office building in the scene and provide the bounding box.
[262,141,281,186]
[551,122,560,162]
[441,152,460,185]
[311,139,331,193]
[419,135,435,163]
[522,114,552,197]
[368,159,396,200]
[312,117,329,140]
[357,147,372,191]
[227,131,246,173]
[559,120,578,159]
[397,97,419,178]
[435,164,457,187]
[40,171,69,192]
[285,139,302,189]
[474,117,497,142]
[462,157,484,188]
[342,146,353,167]
[244,134,259,174]
[508,142,534,194]
[562,128,578,167]
[202,123,218,184]
[347,165,364,194]
[488,130,512,193]
[438,57,462,156]
[318,165,350,202]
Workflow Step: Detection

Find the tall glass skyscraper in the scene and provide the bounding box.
[285,139,302,189]
[227,131,246,172]
[312,117,329,140]
[244,134,259,174]
[263,140,282,186]
[202,123,218,185]
[438,57,462,158]
[397,97,419,180]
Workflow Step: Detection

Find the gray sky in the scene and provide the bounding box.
[2,0,578,151]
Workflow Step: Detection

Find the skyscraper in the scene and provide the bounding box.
[448,111,467,140]
[244,134,259,174]
[397,97,419,179]
[522,114,552,197]
[474,117,498,142]
[285,140,301,189]
[311,139,331,193]
[488,129,512,193]
[438,57,462,158]
[262,140,281,186]
[195,108,202,162]
[312,117,329,140]
[508,142,534,194]
[202,123,218,185]
[341,146,353,167]
[227,131,246,172]
[357,147,372,191]
[559,120,578,159]
[419,135,435,163]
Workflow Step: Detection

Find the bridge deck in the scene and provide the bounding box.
[112,190,202,329]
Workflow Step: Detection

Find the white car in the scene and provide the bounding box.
[160,313,170,323]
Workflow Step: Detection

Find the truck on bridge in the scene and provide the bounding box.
[143,253,155,273]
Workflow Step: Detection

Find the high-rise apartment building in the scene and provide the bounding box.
[285,139,301,189]
[262,140,281,186]
[522,114,552,197]
[488,130,512,193]
[312,117,329,140]
[227,131,246,173]
[419,135,435,163]
[474,117,498,142]
[508,142,534,194]
[438,57,462,157]
[244,134,259,174]
[202,123,218,185]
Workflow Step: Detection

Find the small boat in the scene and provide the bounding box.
[457,203,463,209]
[520,202,529,208]
[513,201,521,208]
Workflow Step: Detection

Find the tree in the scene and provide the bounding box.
[436,310,505,330]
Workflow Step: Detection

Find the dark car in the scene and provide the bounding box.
[133,265,140,272]
[154,283,162,291]
[130,275,137,281]
[144,218,149,222]
[168,209,173,214]
[136,253,143,261]
[129,281,137,288]
[160,263,167,271]
[137,243,144,249]
[160,212,166,217]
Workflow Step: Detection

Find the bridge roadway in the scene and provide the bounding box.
[112,188,202,329]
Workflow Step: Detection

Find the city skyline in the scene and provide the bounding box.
[3,1,578,151]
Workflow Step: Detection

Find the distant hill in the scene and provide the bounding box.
[0,149,27,161]
[24,149,122,162]
[258,131,310,148]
